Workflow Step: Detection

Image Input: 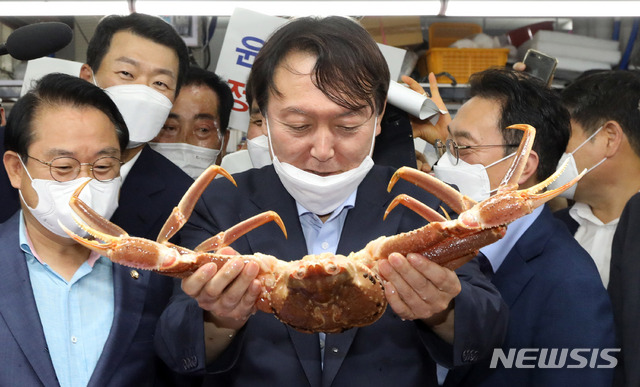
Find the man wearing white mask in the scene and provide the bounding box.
[155,16,509,387]
[78,13,194,244]
[549,70,640,387]
[0,73,190,386]
[219,92,273,174]
[431,69,614,386]
[150,66,234,179]
[551,70,640,289]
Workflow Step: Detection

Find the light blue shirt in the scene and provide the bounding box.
[297,190,357,368]
[19,212,115,387]
[436,205,543,385]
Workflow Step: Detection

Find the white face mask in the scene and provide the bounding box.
[433,151,515,202]
[247,135,272,168]
[547,126,606,200]
[266,114,377,215]
[19,159,121,238]
[94,74,173,149]
[149,142,219,179]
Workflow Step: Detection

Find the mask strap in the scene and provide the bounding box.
[571,125,603,155]
[484,151,516,170]
[264,114,276,160]
[585,156,607,174]
[91,69,100,88]
[18,156,34,182]
[367,114,378,157]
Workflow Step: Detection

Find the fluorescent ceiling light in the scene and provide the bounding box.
[0,1,441,16]
[0,0,636,17]
[445,1,639,18]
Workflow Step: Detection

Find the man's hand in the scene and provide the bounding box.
[402,73,451,145]
[378,252,461,343]
[182,247,261,331]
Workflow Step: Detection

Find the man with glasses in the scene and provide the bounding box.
[150,65,234,179]
[0,73,193,386]
[435,69,614,386]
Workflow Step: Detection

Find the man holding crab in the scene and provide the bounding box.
[155,16,509,386]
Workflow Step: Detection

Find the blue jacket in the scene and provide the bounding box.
[444,207,615,386]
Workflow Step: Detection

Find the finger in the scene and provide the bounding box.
[387,254,437,302]
[406,253,461,296]
[209,259,259,309]
[427,73,448,112]
[218,246,239,255]
[401,75,426,95]
[513,62,526,71]
[181,262,218,297]
[383,280,414,320]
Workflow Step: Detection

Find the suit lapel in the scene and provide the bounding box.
[0,215,59,385]
[88,264,150,386]
[491,208,552,306]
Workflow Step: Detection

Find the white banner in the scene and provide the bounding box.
[215,8,287,133]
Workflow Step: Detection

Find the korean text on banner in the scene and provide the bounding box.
[215,8,287,133]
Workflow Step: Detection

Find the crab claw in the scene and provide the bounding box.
[61,217,185,271]
[194,211,288,253]
[157,165,237,243]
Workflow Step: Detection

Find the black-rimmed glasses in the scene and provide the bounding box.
[26,155,123,182]
[435,138,520,165]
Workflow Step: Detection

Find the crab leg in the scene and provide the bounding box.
[498,124,536,191]
[384,194,447,223]
[69,180,128,237]
[157,165,236,243]
[194,211,288,252]
[388,167,476,214]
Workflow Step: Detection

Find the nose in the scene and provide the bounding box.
[309,127,335,162]
[77,164,93,179]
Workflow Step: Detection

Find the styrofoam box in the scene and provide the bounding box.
[518,31,621,65]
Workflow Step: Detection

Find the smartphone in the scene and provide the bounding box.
[523,49,558,86]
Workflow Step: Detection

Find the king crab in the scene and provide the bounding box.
[62,124,582,333]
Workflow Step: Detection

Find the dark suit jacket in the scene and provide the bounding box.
[0,212,189,386]
[155,165,508,387]
[609,192,640,387]
[0,125,20,223]
[444,207,615,387]
[553,207,579,235]
[110,145,193,242]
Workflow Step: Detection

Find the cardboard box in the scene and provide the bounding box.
[361,16,423,48]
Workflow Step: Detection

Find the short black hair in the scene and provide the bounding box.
[183,66,234,134]
[4,73,129,157]
[468,68,571,182]
[562,70,640,157]
[247,16,389,117]
[86,13,190,94]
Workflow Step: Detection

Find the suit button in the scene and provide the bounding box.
[461,349,479,363]
[182,355,198,370]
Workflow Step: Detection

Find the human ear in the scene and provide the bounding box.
[517,149,540,186]
[3,151,24,189]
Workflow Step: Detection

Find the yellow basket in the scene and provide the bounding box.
[422,48,510,84]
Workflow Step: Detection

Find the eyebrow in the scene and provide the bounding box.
[447,125,475,142]
[279,106,367,119]
[44,147,120,159]
[115,56,176,79]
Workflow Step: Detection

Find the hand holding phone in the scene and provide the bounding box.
[522,49,558,86]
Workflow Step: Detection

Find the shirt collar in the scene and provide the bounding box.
[19,210,104,268]
[480,205,543,273]
[569,201,619,227]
